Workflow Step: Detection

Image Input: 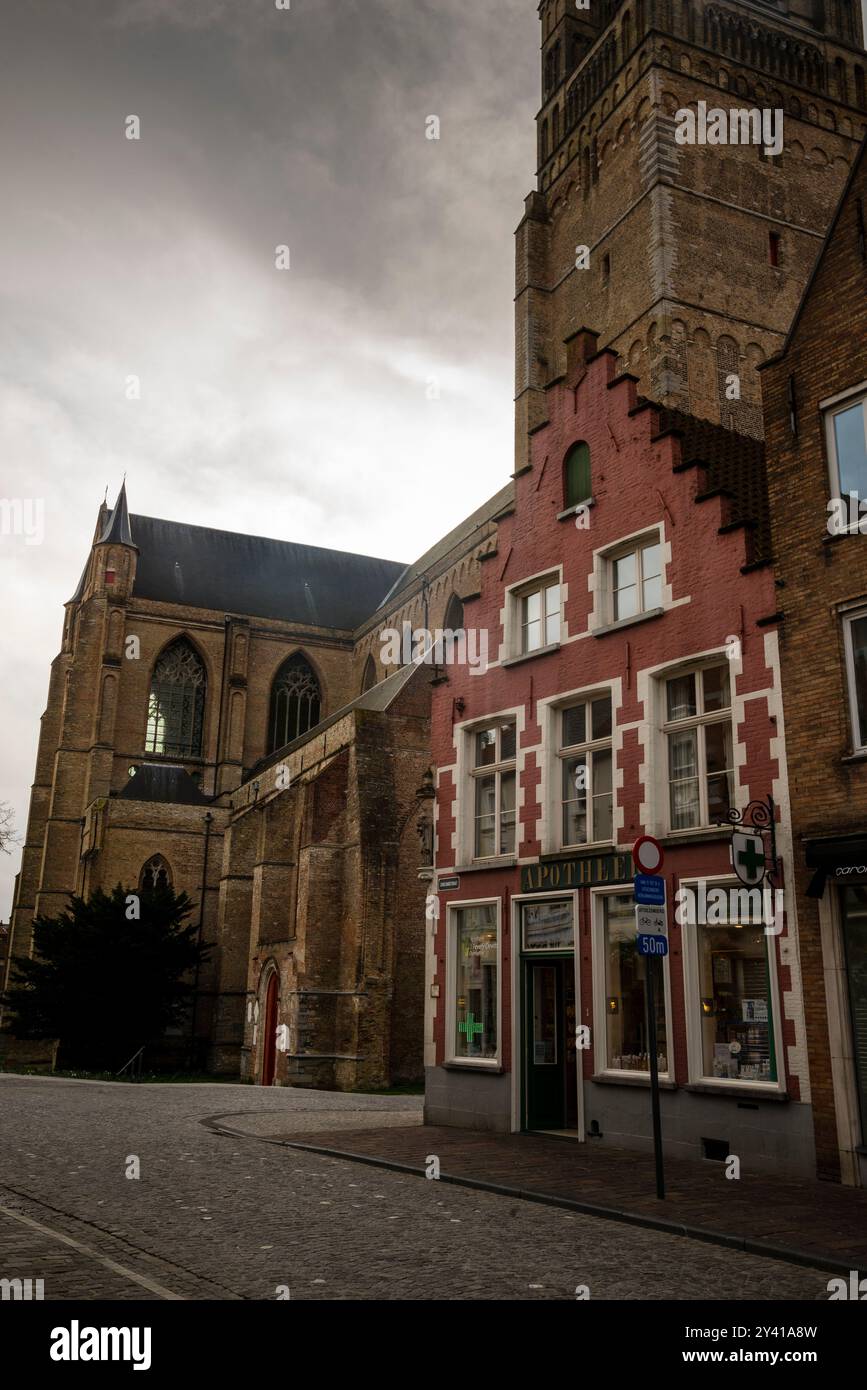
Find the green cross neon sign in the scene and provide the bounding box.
[458,1012,483,1044]
[737,837,765,880]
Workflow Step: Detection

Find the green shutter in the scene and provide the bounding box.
[565,443,591,508]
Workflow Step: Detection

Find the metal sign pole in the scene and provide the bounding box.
[646,953,665,1200]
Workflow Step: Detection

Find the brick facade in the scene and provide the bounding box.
[761,137,867,1184]
[426,332,815,1174]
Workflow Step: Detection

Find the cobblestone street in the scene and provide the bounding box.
[0,1076,837,1301]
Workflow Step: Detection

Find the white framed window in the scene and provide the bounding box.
[470,720,517,859]
[825,389,867,501]
[590,888,671,1078]
[558,692,613,847]
[446,899,501,1066]
[663,664,734,831]
[680,876,782,1090]
[843,607,867,751]
[609,534,662,622]
[515,575,561,655]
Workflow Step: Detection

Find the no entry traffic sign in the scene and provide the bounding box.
[632,834,664,875]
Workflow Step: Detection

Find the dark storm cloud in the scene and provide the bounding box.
[0,0,538,915]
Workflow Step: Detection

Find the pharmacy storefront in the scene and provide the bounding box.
[426,849,815,1175]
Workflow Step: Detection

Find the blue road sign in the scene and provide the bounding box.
[634,873,666,905]
[638,933,668,957]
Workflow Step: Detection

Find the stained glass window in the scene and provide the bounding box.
[145,639,206,759]
[269,654,321,752]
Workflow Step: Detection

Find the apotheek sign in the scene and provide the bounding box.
[520,852,632,893]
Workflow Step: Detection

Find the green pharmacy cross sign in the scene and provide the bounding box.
[736,836,765,881]
[458,1012,483,1044]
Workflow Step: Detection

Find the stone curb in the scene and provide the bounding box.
[202,1114,864,1282]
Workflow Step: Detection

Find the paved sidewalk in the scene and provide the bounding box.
[216,1116,867,1277]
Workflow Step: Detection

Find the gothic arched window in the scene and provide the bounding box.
[268,654,322,752]
[444,594,465,633]
[140,854,172,893]
[145,639,206,759]
[361,654,377,694]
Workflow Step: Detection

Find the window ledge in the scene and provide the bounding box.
[659,827,730,846]
[452,857,517,874]
[556,497,595,522]
[841,750,867,765]
[591,1072,677,1090]
[442,1061,504,1075]
[591,607,664,639]
[502,643,561,668]
[683,1082,788,1102]
[538,843,615,861]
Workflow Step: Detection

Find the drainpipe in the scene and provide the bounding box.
[189,810,213,1065]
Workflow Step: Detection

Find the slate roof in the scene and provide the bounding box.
[127,514,407,628]
[117,764,211,806]
[650,406,770,566]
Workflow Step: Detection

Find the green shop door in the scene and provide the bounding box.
[524,958,578,1131]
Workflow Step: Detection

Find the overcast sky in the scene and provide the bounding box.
[0,0,539,918]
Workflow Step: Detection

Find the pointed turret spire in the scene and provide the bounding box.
[98,481,135,548]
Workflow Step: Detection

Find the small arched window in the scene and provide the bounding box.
[361,654,377,694]
[146,638,206,759]
[140,854,172,893]
[443,593,465,633]
[564,442,591,509]
[268,653,322,752]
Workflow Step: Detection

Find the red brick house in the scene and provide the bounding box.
[425,330,814,1175]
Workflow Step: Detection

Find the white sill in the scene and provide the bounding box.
[592,1069,675,1088]
[662,826,730,842]
[841,749,867,764]
[591,607,664,639]
[444,1058,501,1070]
[556,496,595,521]
[687,1078,782,1093]
[502,642,561,668]
[453,856,517,873]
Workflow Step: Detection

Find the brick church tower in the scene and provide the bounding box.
[515,0,866,463]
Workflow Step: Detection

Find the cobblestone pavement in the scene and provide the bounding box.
[0,1076,834,1301]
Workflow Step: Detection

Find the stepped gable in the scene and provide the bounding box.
[654,405,771,566]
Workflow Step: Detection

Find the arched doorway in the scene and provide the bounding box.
[261,972,279,1086]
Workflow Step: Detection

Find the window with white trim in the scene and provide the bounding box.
[609,534,662,622]
[825,391,867,501]
[664,664,733,830]
[515,577,561,654]
[597,891,669,1075]
[843,607,867,751]
[692,887,778,1084]
[558,693,613,847]
[449,902,499,1062]
[471,721,516,858]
